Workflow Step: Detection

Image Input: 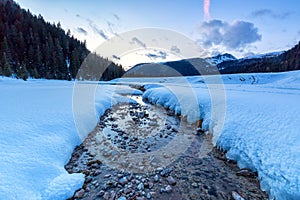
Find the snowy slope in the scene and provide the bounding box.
[205,53,237,65]
[116,70,300,200]
[242,51,285,60]
[0,78,141,200]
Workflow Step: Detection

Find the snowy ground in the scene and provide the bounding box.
[1,70,300,199]
[115,70,300,200]
[0,78,141,199]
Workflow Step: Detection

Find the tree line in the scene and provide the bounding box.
[0,0,124,81]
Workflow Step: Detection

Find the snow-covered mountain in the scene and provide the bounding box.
[205,53,237,65]
[241,51,285,61]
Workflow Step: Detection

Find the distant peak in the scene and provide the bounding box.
[206,53,237,65]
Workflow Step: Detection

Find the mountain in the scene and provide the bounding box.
[206,53,237,65]
[125,42,300,77]
[241,51,284,60]
[0,0,124,80]
[217,51,286,74]
[124,58,218,77]
[124,53,236,77]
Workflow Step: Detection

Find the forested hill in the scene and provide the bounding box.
[0,0,124,80]
[218,41,300,74]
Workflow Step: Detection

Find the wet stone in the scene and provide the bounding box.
[74,189,85,198]
[97,190,105,197]
[137,182,144,190]
[118,177,128,186]
[165,185,172,193]
[167,176,176,185]
[104,174,111,178]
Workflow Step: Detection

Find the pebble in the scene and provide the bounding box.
[192,182,198,188]
[106,180,116,188]
[160,168,171,177]
[118,196,127,200]
[154,175,159,182]
[146,193,152,199]
[93,170,101,176]
[85,176,92,183]
[232,191,245,200]
[110,190,116,199]
[92,180,97,185]
[156,167,163,171]
[124,188,132,194]
[118,177,128,186]
[103,192,110,200]
[104,174,111,178]
[97,190,105,197]
[148,182,154,189]
[117,173,124,178]
[236,169,255,177]
[160,188,166,193]
[167,176,176,185]
[165,185,172,193]
[137,182,144,190]
[136,197,147,200]
[74,189,85,198]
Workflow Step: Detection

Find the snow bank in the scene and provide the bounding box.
[0,78,140,199]
[140,71,300,199]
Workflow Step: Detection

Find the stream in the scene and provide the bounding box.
[65,95,267,200]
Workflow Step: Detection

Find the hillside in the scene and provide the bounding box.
[124,59,213,77]
[218,42,300,74]
[0,0,124,80]
[124,54,235,77]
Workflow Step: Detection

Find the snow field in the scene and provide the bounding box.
[0,78,141,199]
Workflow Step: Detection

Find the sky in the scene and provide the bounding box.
[14,0,300,67]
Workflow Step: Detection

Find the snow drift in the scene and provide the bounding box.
[139,71,300,199]
[0,78,141,199]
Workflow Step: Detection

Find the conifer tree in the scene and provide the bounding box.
[0,0,124,80]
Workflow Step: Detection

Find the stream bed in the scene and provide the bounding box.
[65,95,267,200]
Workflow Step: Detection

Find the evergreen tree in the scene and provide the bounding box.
[0,0,124,81]
[16,61,28,80]
[70,49,80,78]
[2,52,12,77]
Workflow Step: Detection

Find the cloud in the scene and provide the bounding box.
[76,27,88,36]
[113,14,120,21]
[73,14,108,40]
[170,45,181,54]
[250,9,292,19]
[87,20,109,40]
[146,51,167,60]
[91,25,109,40]
[131,37,146,48]
[106,20,118,35]
[112,55,120,60]
[198,19,262,50]
[243,52,256,58]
